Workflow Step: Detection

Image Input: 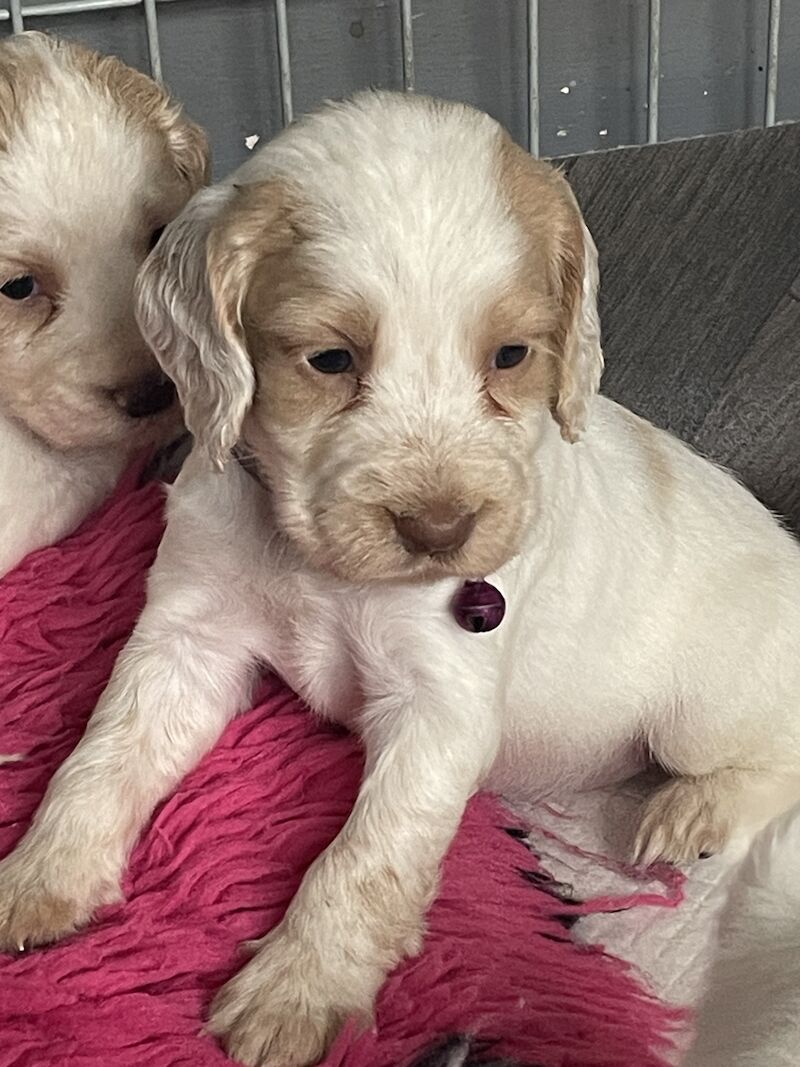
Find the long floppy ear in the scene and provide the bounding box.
[498,135,603,442]
[551,204,604,442]
[136,180,295,468]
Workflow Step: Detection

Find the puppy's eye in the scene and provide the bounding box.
[1,275,40,301]
[149,226,167,251]
[493,345,528,370]
[308,348,354,374]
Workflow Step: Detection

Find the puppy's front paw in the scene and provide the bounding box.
[634,776,733,865]
[208,930,373,1067]
[0,852,109,952]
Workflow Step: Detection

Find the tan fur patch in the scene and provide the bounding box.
[477,284,560,417]
[494,133,588,425]
[351,861,430,959]
[0,34,49,151]
[205,180,378,433]
[245,276,376,430]
[69,37,209,187]
[0,33,209,187]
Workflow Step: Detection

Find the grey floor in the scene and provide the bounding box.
[564,122,800,533]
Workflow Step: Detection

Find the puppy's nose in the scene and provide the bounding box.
[119,373,176,418]
[393,503,476,556]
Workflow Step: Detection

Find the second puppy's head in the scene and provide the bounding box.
[139,92,602,582]
[0,32,209,450]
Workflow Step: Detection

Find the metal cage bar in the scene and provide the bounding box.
[0,0,793,152]
[0,0,184,21]
[142,0,162,81]
[647,0,661,144]
[526,0,539,156]
[273,0,293,127]
[400,0,414,92]
[9,0,23,32]
[765,0,781,127]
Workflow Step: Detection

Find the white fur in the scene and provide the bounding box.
[684,801,800,1066]
[0,416,126,576]
[1,92,799,1066]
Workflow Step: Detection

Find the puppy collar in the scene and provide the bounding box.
[451,580,506,633]
[232,444,267,489]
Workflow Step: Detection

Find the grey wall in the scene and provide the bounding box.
[1,0,798,178]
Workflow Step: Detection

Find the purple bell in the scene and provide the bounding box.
[451,579,506,633]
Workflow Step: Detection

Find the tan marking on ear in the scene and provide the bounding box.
[68,35,209,188]
[495,132,602,438]
[0,34,52,152]
[0,32,209,187]
[208,179,301,348]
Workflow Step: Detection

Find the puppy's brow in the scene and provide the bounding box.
[248,286,376,355]
[486,292,561,340]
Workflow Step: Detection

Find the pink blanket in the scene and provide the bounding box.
[0,470,681,1066]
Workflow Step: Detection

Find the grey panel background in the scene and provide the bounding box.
[1,2,798,529]
[1,0,798,178]
[562,123,800,532]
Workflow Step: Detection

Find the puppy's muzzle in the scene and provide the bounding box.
[392,502,476,556]
[116,374,177,419]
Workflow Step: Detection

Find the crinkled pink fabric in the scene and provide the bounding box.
[0,471,683,1067]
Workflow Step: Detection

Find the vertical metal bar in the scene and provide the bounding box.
[765,0,781,127]
[647,0,661,143]
[143,0,163,82]
[9,0,24,33]
[400,0,415,92]
[274,0,293,127]
[527,0,539,155]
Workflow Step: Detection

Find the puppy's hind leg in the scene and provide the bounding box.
[634,767,800,866]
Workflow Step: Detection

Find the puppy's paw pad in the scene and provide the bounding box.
[0,889,86,952]
[209,979,348,1067]
[0,851,111,953]
[634,778,732,866]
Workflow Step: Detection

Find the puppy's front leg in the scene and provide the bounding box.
[0,567,258,951]
[209,671,499,1067]
[0,435,125,578]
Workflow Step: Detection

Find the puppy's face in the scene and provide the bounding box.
[0,33,208,451]
[141,94,601,582]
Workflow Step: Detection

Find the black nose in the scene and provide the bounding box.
[122,374,176,418]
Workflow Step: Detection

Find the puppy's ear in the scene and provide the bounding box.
[136,180,297,468]
[158,109,210,190]
[498,136,603,441]
[551,205,604,442]
[54,36,211,190]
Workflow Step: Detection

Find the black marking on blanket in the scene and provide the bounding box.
[501,828,581,927]
[516,867,580,927]
[408,1034,544,1067]
[503,826,529,840]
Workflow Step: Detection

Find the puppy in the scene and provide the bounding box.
[0,32,208,576]
[2,91,800,1067]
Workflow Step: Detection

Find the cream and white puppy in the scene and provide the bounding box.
[1,92,800,1067]
[0,32,208,576]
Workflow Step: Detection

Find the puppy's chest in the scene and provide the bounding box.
[262,580,363,727]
